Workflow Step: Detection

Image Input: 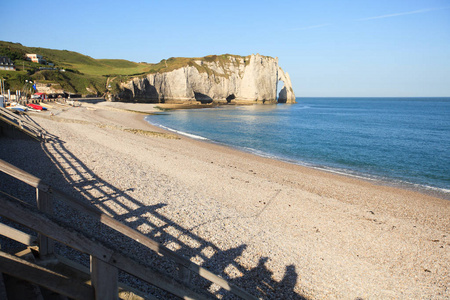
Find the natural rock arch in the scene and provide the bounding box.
[277,80,288,103]
[118,54,295,104]
[277,67,296,103]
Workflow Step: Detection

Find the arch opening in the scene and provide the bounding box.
[226,94,235,103]
[194,92,213,104]
[277,80,287,103]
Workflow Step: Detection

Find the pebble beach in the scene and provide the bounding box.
[1,100,449,299]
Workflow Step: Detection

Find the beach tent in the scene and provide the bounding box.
[33,92,47,100]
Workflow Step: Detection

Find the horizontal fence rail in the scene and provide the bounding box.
[0,194,207,299]
[0,250,96,300]
[0,158,257,299]
[0,107,45,140]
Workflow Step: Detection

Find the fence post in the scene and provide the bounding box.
[178,263,191,285]
[36,188,54,256]
[91,256,118,300]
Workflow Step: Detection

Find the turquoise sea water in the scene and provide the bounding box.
[145,98,450,195]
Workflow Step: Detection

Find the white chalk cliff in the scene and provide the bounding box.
[117,54,295,104]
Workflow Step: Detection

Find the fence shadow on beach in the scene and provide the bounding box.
[0,128,307,299]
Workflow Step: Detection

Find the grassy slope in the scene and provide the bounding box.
[0,41,252,95]
[0,41,151,94]
[23,45,151,76]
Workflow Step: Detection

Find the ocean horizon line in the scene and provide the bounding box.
[296,96,450,99]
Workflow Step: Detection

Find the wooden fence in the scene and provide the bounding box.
[0,159,257,299]
[0,107,45,141]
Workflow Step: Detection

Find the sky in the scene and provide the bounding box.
[1,0,450,97]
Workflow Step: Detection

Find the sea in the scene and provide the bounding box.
[145,97,450,197]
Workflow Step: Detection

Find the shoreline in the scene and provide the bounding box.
[78,100,450,204]
[3,101,448,299]
[112,103,449,222]
[142,103,450,201]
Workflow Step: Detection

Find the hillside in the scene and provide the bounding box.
[0,41,250,97]
[0,41,153,95]
[0,41,295,103]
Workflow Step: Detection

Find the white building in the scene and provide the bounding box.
[25,54,47,64]
[0,56,15,71]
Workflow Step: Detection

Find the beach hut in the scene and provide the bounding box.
[32,92,48,100]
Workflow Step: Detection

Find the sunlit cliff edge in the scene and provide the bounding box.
[0,41,295,104]
[117,54,296,104]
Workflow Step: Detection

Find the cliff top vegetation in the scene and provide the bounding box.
[0,41,266,95]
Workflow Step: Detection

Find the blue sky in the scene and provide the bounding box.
[2,0,449,97]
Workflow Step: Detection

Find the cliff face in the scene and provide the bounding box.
[117,54,295,104]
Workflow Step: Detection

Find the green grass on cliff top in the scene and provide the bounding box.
[1,41,251,76]
[0,41,262,94]
[0,41,150,76]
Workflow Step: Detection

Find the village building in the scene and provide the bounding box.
[0,56,16,71]
[25,53,47,64]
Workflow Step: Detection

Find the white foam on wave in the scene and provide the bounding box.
[311,166,450,195]
[240,146,279,159]
[233,147,450,196]
[159,125,209,140]
[411,183,450,194]
[144,116,209,140]
[238,147,377,182]
[310,165,378,181]
[234,145,379,181]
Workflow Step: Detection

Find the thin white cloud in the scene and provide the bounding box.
[290,6,449,31]
[291,23,332,31]
[358,7,450,21]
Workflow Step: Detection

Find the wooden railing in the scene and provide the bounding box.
[0,107,45,140]
[0,159,257,300]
